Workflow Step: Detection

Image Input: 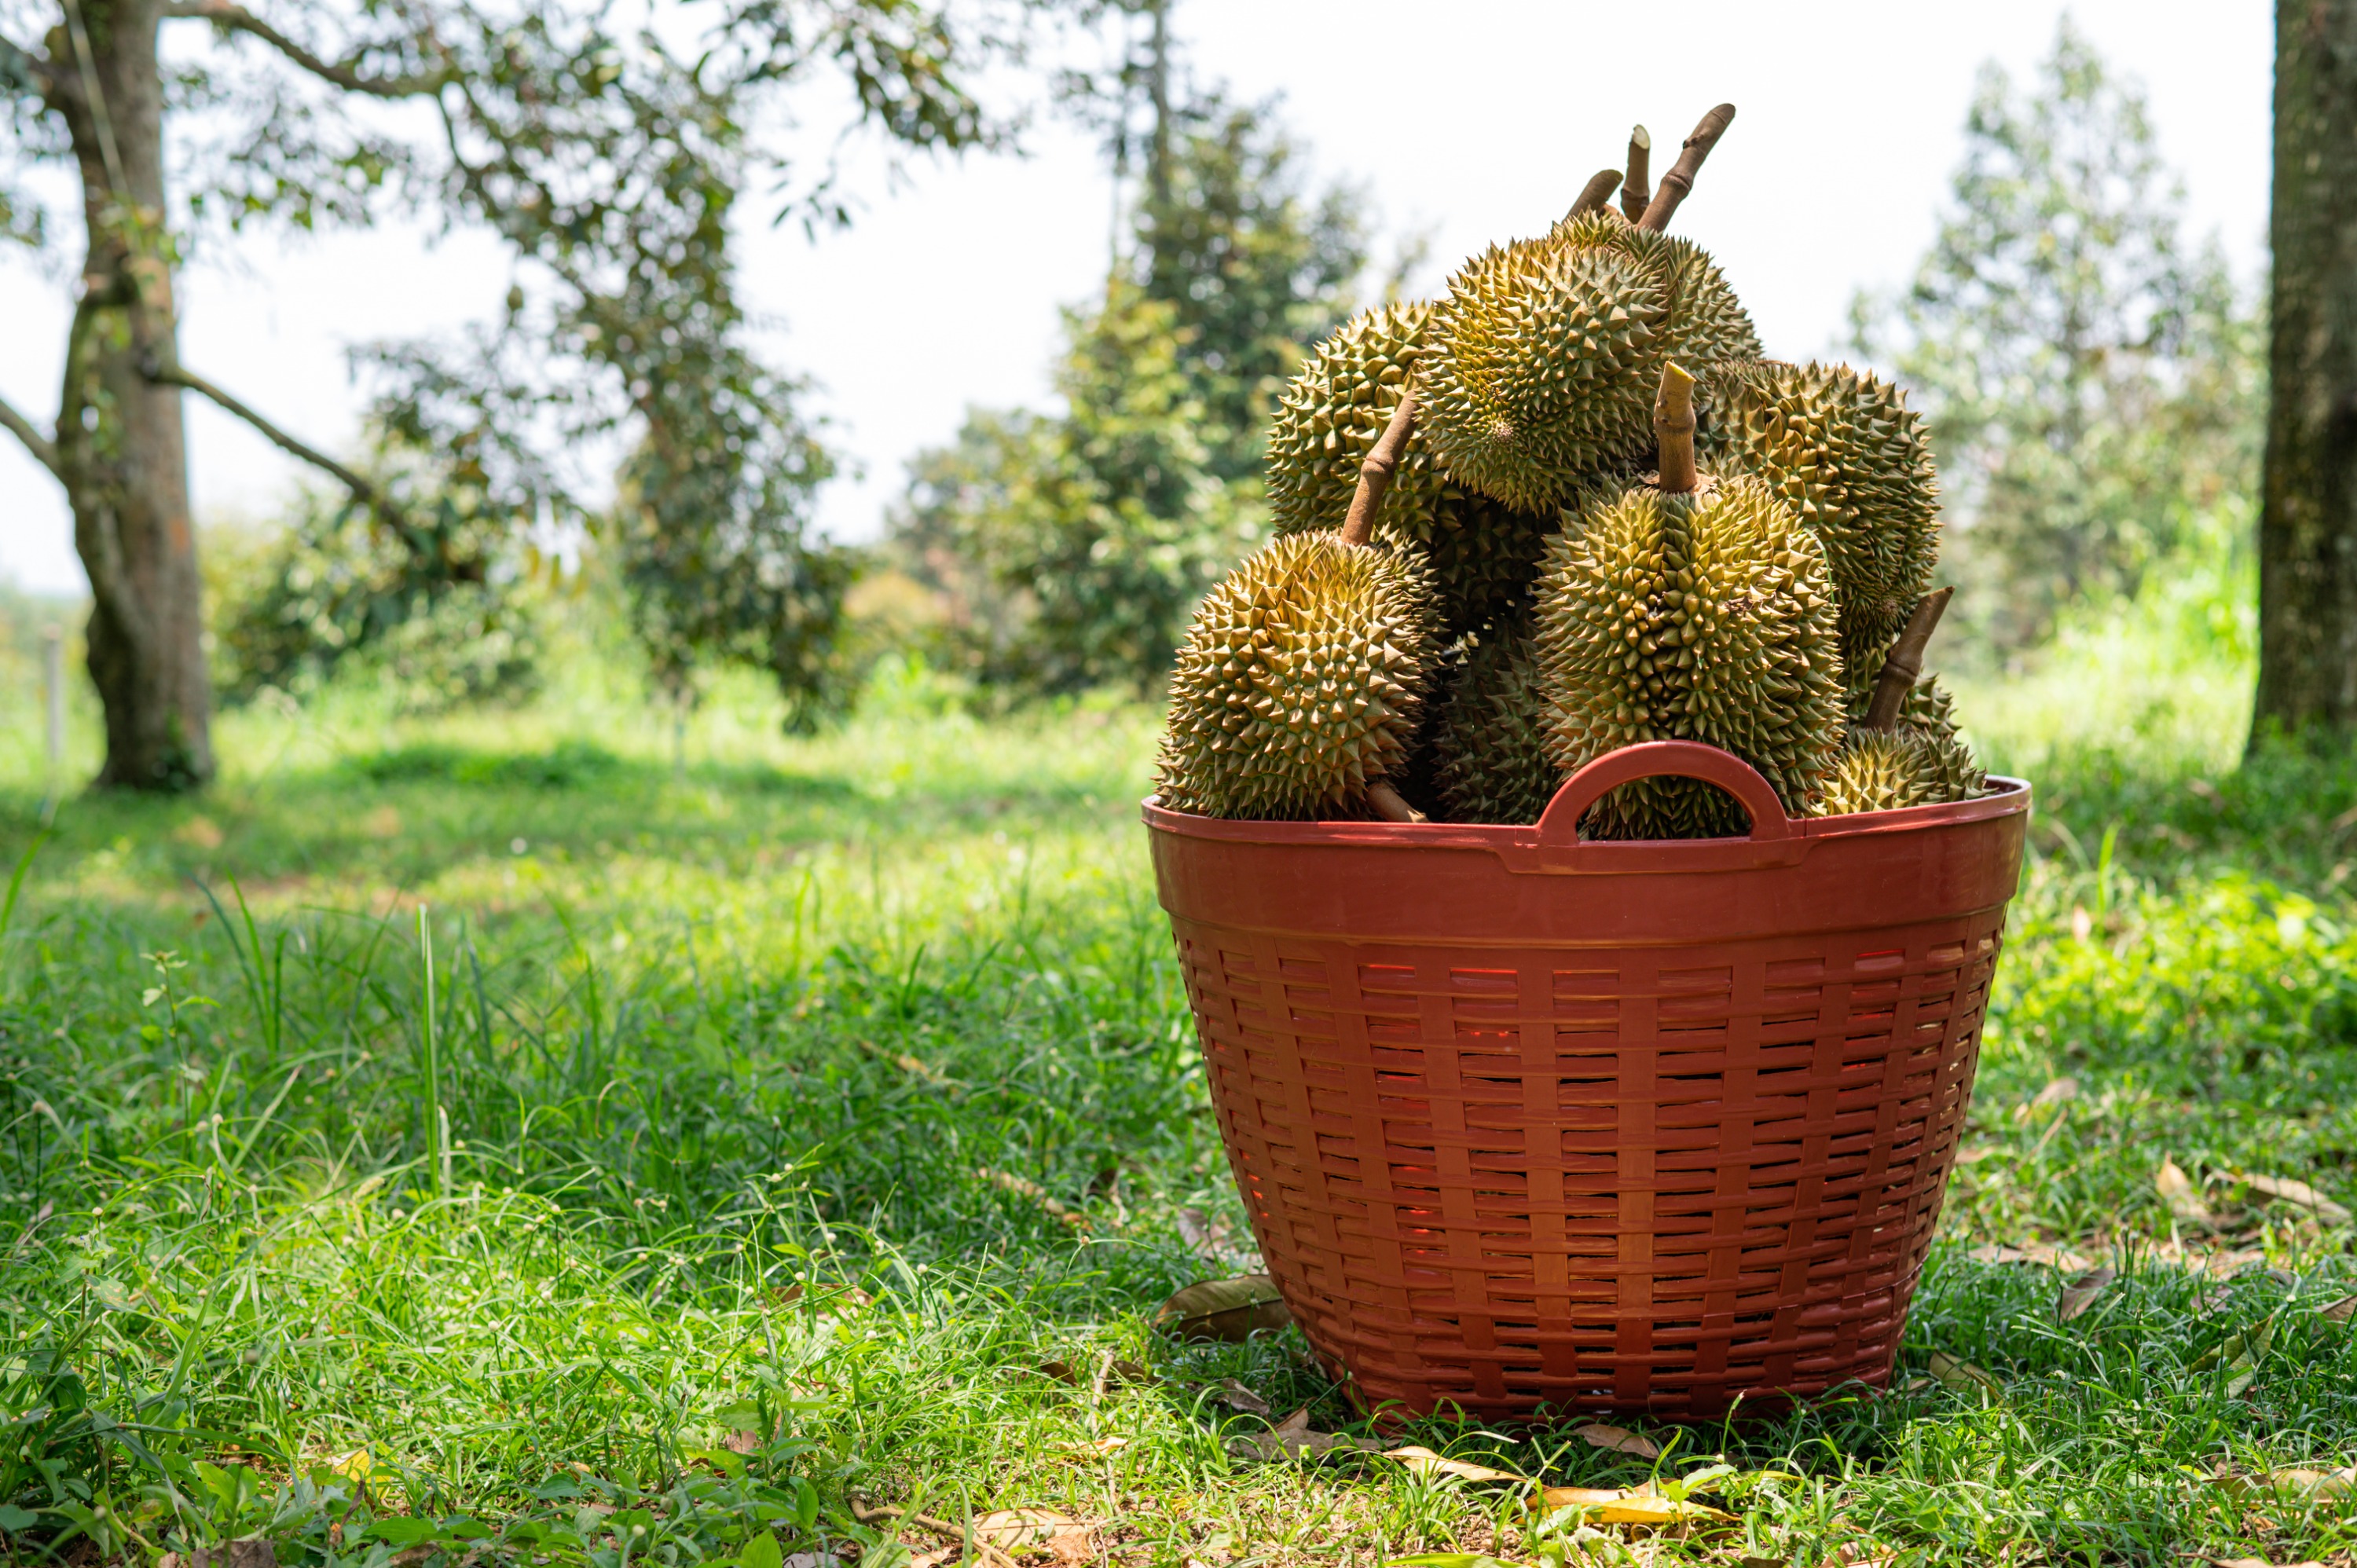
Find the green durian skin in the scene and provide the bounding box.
[1843,648,1988,804]
[1816,729,1948,816]
[1266,302,1553,639]
[1420,209,1763,515]
[1721,360,1941,669]
[1432,617,1560,826]
[1534,472,1846,839]
[1156,532,1435,820]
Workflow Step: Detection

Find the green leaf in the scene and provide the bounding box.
[0,1504,40,1532]
[742,1530,783,1568]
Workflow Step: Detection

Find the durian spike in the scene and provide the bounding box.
[1339,387,1418,548]
[1654,361,1698,494]
[1637,102,1736,233]
[1619,125,1652,221]
[1861,586,1955,731]
[1366,780,1428,823]
[1568,168,1621,219]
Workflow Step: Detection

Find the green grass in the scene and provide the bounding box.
[9,582,2357,1568]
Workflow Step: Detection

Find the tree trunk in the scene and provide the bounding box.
[47,0,213,789]
[2255,0,2357,746]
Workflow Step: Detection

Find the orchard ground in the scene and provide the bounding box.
[8,566,2357,1568]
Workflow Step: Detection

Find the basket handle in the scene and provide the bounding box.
[1534,740,1796,847]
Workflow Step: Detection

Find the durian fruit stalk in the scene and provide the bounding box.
[1158,395,1435,822]
[1819,587,1985,812]
[1534,362,1846,838]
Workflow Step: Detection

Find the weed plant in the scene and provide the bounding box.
[5,580,2357,1568]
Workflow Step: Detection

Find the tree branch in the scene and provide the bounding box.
[162,1,451,97]
[1637,103,1736,233]
[141,356,388,509]
[0,394,61,479]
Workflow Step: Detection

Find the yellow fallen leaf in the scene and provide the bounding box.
[2241,1172,2354,1227]
[2158,1159,2216,1228]
[1927,1351,2001,1397]
[1380,1445,1527,1485]
[2031,1076,2079,1107]
[974,1508,1094,1564]
[1538,1482,1732,1525]
[322,1447,372,1482]
[1574,1422,1660,1459]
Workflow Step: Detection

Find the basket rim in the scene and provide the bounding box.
[1142,774,2029,852]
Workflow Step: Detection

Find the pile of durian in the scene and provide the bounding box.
[1155,107,1987,836]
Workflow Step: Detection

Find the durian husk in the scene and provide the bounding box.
[1266,302,1555,638]
[1432,617,1559,826]
[1842,647,1987,804]
[1156,532,1435,819]
[1534,471,1846,838]
[1720,361,1941,669]
[1419,209,1763,515]
[1816,728,1948,816]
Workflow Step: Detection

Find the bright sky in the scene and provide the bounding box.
[0,1,2271,598]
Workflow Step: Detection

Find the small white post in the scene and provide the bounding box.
[40,625,63,823]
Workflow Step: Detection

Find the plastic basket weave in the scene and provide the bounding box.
[1144,740,2029,1419]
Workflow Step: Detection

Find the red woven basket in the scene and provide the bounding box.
[1144,740,2029,1420]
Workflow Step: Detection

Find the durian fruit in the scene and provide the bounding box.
[1266,303,1554,637]
[1431,617,1559,826]
[1162,394,1437,821]
[1156,531,1435,819]
[1418,206,1763,518]
[1719,361,1940,667]
[1534,365,1846,838]
[1816,728,1949,816]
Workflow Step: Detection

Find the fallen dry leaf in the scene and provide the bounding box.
[1381,1445,1528,1484]
[2159,1158,2217,1228]
[2057,1267,2118,1324]
[1063,1435,1129,1456]
[1927,1350,2001,1397]
[1176,1207,1260,1269]
[2241,1172,2354,1227]
[1968,1242,2095,1272]
[779,1555,834,1568]
[974,1508,1094,1565]
[1206,1376,1271,1417]
[904,1552,957,1568]
[2207,1559,2326,1568]
[2321,1294,2357,1324]
[1155,1275,1292,1343]
[980,1169,1089,1230]
[1227,1406,1384,1462]
[1538,1481,1733,1526]
[1574,1422,1661,1459]
[2031,1076,2080,1108]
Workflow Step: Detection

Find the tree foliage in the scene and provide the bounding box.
[890,81,1370,693]
[0,0,1054,736]
[1851,20,2262,654]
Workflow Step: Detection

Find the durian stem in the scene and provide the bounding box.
[1653,362,1698,494]
[1619,125,1651,222]
[1862,587,1955,731]
[1568,168,1620,220]
[1637,103,1736,233]
[1365,781,1428,824]
[1339,387,1417,548]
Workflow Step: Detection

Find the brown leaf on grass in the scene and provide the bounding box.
[974,1509,1094,1565]
[2320,1294,2357,1324]
[2031,1076,2080,1107]
[1927,1351,2002,1397]
[905,1552,958,1568]
[1063,1435,1129,1456]
[1380,1445,1527,1484]
[1226,1406,1384,1462]
[2058,1268,2119,1324]
[1176,1207,1260,1269]
[1968,1242,2095,1272]
[980,1169,1089,1230]
[1574,1422,1661,1459]
[2207,1559,2326,1568]
[1955,1145,2001,1165]
[2160,1158,2217,1228]
[2241,1172,2354,1227]
[1206,1376,1271,1417]
[1537,1480,1733,1525]
[723,1429,761,1455]
[1154,1275,1291,1342]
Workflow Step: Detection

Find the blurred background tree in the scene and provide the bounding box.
[884,1,1383,695]
[0,0,1064,787]
[1851,19,2263,661]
